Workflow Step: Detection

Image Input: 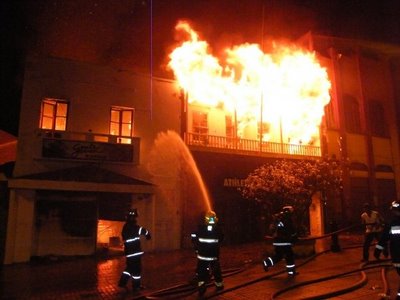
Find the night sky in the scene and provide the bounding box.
[1,0,399,137]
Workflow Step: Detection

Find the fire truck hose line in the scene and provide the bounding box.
[271,262,393,300]
[134,226,386,300]
[134,267,243,300]
[205,245,391,300]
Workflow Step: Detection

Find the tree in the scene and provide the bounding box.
[239,158,343,236]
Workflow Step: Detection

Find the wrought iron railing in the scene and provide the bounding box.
[184,132,321,157]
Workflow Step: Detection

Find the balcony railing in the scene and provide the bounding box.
[184,132,321,157]
[38,129,140,164]
[39,129,135,144]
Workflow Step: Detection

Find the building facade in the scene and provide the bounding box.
[3,33,400,264]
[5,56,185,264]
[299,34,400,224]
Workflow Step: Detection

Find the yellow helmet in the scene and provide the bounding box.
[205,210,218,225]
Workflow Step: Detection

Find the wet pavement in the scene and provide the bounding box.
[1,233,399,299]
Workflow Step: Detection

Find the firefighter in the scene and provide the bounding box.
[191,210,224,297]
[262,205,298,276]
[374,200,400,300]
[118,209,151,293]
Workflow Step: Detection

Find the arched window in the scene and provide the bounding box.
[350,161,368,171]
[324,98,337,129]
[343,94,362,134]
[369,100,387,137]
[375,164,393,173]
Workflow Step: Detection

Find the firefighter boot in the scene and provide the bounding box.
[288,270,299,277]
[198,281,207,297]
[118,273,129,288]
[118,280,126,288]
[262,258,271,272]
[215,281,224,291]
[286,263,298,277]
[132,279,141,294]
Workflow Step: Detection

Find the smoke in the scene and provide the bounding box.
[13,0,400,73]
[19,0,322,77]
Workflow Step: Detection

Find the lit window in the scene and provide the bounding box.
[110,106,134,144]
[226,115,235,138]
[193,111,208,143]
[324,98,337,129]
[257,122,270,141]
[225,115,236,146]
[39,98,68,131]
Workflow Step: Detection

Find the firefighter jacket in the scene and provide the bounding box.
[191,224,224,261]
[122,221,151,257]
[375,216,400,261]
[271,213,297,246]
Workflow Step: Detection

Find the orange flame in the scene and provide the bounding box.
[168,21,331,145]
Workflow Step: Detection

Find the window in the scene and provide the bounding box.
[257,122,270,141]
[110,106,134,144]
[324,97,337,129]
[192,111,208,143]
[343,94,362,134]
[225,115,235,138]
[369,100,387,137]
[39,98,68,131]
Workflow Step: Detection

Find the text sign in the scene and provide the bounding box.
[42,138,134,163]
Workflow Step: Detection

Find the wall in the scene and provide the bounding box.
[6,56,184,263]
[4,189,35,264]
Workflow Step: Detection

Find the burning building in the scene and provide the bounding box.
[3,27,400,263]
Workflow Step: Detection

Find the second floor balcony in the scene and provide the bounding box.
[185,132,321,157]
[38,129,140,164]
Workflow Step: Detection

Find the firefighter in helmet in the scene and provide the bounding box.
[374,200,400,299]
[262,205,298,276]
[118,209,151,293]
[191,210,224,297]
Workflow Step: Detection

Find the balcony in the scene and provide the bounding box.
[185,132,321,157]
[38,129,140,164]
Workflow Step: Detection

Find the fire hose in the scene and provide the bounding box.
[133,267,244,300]
[271,260,392,299]
[135,224,384,300]
[206,224,383,299]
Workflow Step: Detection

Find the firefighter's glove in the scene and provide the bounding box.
[373,248,381,260]
[146,233,152,240]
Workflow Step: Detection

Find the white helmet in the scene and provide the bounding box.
[390,200,400,212]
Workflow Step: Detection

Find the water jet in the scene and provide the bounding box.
[147,130,212,213]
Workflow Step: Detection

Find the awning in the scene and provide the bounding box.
[0,130,17,165]
[8,165,154,194]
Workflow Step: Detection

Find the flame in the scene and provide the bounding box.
[168,21,331,145]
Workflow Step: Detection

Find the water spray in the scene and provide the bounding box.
[146,130,212,212]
